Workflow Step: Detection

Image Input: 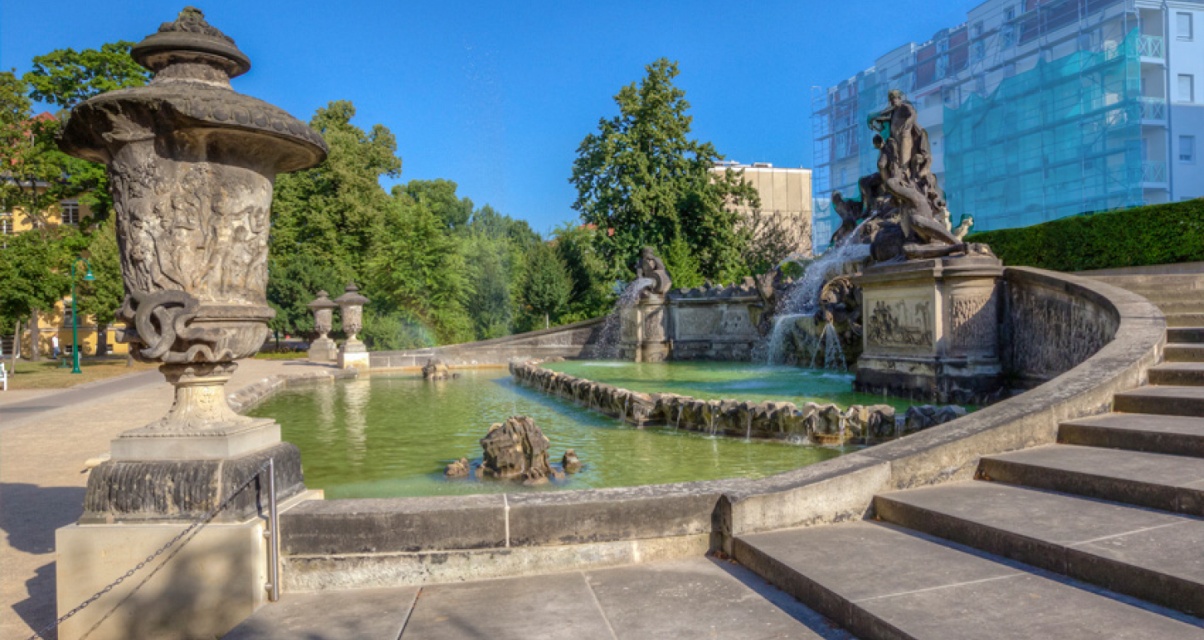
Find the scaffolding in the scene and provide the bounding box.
[811,0,1168,244]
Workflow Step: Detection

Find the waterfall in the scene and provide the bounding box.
[820,322,847,371]
[587,277,655,359]
[764,223,870,366]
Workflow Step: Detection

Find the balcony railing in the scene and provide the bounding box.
[1139,97,1167,121]
[1142,161,1168,184]
[1138,35,1165,59]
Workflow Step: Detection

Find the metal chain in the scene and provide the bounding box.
[26,460,274,640]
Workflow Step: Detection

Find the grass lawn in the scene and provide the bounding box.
[3,357,159,390]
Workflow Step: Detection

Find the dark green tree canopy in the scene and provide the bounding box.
[569,59,758,284]
[25,41,149,110]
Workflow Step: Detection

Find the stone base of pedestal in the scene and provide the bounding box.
[82,441,305,524]
[111,418,281,461]
[854,255,1005,405]
[855,354,1003,404]
[620,341,672,362]
[307,337,337,362]
[338,349,370,370]
[55,489,321,640]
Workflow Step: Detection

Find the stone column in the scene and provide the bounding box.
[336,282,370,370]
[853,255,1004,404]
[54,9,328,639]
[306,290,338,362]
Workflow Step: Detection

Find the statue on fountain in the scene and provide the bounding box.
[636,247,672,298]
[849,89,987,263]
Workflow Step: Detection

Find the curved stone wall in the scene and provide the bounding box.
[509,361,899,445]
[265,267,1165,589]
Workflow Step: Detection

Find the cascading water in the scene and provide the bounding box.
[764,224,870,367]
[588,277,655,359]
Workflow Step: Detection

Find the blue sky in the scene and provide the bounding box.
[2,1,972,235]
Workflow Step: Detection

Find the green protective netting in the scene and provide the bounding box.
[943,28,1145,231]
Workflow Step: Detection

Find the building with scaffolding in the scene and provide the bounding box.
[811,0,1204,248]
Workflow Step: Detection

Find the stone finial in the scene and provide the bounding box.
[306,290,337,312]
[131,6,250,78]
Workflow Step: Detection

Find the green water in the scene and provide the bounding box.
[249,369,845,499]
[544,360,913,411]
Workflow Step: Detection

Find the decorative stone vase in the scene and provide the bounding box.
[307,290,338,362]
[57,7,327,515]
[335,282,370,370]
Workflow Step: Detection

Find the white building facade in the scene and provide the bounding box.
[812,0,1204,248]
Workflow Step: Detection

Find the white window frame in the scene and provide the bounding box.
[60,200,80,225]
[1179,74,1195,103]
[1177,12,1193,41]
[1182,135,1197,164]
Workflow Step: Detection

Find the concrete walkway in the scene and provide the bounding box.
[0,358,330,640]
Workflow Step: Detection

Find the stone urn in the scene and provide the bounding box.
[307,290,338,362]
[336,282,371,369]
[57,7,327,519]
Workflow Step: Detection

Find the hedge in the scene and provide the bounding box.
[965,198,1204,272]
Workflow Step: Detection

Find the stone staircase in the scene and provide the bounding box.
[731,275,1204,638]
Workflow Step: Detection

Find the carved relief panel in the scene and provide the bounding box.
[949,287,999,356]
[864,291,935,352]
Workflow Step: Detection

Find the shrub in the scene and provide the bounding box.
[966,199,1204,271]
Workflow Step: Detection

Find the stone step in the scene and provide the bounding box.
[1059,412,1204,457]
[873,481,1204,617]
[1114,385,1204,416]
[978,444,1204,516]
[733,522,1204,640]
[1169,328,1204,344]
[1089,274,1204,289]
[1167,344,1204,363]
[1170,314,1204,328]
[1150,363,1204,386]
[1160,302,1204,317]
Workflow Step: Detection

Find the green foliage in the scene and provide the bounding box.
[518,242,572,331]
[661,234,704,289]
[966,200,1204,271]
[360,307,435,351]
[24,41,148,110]
[551,223,614,323]
[266,254,344,338]
[0,226,77,324]
[76,220,123,326]
[569,59,758,284]
[365,197,474,345]
[463,232,516,339]
[400,179,474,231]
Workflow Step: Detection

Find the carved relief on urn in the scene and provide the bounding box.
[58,8,328,435]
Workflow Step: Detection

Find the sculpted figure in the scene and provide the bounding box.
[636,247,672,296]
[871,89,918,173]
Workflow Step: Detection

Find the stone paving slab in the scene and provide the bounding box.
[233,558,853,640]
[223,586,419,640]
[735,522,1204,640]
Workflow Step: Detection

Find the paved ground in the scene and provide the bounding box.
[225,557,853,640]
[0,358,329,640]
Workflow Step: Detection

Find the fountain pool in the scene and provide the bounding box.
[248,369,845,499]
[543,360,913,411]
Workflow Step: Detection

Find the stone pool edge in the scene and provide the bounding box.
[234,266,1164,589]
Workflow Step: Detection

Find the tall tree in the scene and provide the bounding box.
[569,59,758,284]
[519,242,572,331]
[402,179,474,232]
[551,223,613,323]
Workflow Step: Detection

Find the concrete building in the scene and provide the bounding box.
[811,0,1204,247]
[713,162,814,259]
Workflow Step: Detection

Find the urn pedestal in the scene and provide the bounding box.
[853,255,1004,404]
[53,9,327,640]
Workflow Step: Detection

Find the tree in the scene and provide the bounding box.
[551,223,613,323]
[519,242,572,330]
[365,196,474,345]
[25,41,148,111]
[75,220,124,355]
[269,101,401,333]
[401,179,474,232]
[569,59,759,284]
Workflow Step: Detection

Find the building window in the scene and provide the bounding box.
[60,200,80,225]
[1178,12,1194,41]
[972,41,986,62]
[972,21,983,38]
[1182,135,1197,163]
[1180,74,1195,103]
